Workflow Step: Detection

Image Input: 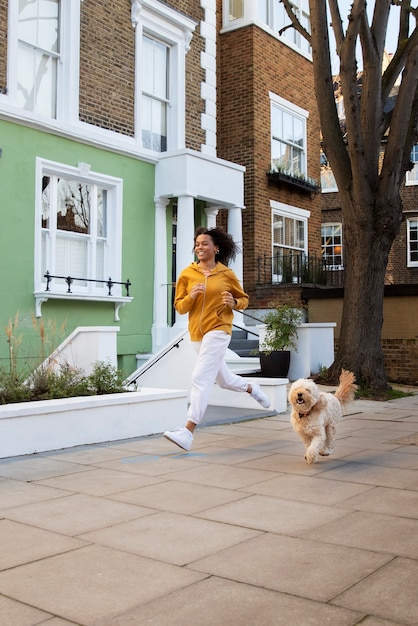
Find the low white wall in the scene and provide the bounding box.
[289,323,336,380]
[258,323,336,381]
[0,388,188,459]
[43,326,119,375]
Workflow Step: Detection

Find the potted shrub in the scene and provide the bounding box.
[258,300,305,377]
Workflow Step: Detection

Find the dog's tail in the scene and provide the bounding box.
[335,369,357,409]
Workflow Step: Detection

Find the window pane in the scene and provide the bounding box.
[55,234,88,286]
[97,188,107,238]
[153,41,168,100]
[141,36,169,152]
[273,214,284,245]
[41,175,51,228]
[96,240,105,282]
[282,111,293,143]
[17,0,59,117]
[19,0,59,51]
[409,219,418,263]
[229,0,244,20]
[17,46,57,116]
[321,223,343,267]
[56,179,91,234]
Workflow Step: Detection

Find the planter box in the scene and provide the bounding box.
[0,388,188,459]
[267,171,320,194]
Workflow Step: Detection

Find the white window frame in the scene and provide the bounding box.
[407,218,418,267]
[34,158,130,320]
[222,0,312,60]
[132,0,196,153]
[406,145,418,186]
[271,200,310,283]
[270,92,308,177]
[6,0,80,124]
[321,222,343,269]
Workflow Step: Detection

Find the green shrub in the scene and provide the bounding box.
[0,360,127,405]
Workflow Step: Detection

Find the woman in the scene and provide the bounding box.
[164,226,270,451]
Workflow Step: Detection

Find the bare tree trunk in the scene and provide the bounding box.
[328,192,402,390]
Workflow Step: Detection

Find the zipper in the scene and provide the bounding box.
[198,275,208,338]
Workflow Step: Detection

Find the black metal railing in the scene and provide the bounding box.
[257,252,345,287]
[44,271,132,296]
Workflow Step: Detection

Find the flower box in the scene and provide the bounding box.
[267,170,320,194]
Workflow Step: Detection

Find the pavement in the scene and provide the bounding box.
[0,390,418,625]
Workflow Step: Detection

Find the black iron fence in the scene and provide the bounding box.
[44,271,132,296]
[257,252,345,287]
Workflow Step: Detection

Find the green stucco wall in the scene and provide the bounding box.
[0,119,155,377]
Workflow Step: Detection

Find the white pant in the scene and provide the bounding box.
[187,330,248,425]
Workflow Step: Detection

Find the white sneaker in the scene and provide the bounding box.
[250,383,271,408]
[164,427,193,451]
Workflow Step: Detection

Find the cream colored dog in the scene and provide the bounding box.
[289,369,357,464]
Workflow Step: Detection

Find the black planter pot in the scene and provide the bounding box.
[259,351,291,378]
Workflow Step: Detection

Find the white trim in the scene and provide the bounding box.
[407,218,418,267]
[132,0,197,152]
[270,199,310,220]
[34,158,125,308]
[270,93,308,177]
[269,92,309,120]
[221,0,312,62]
[6,0,80,124]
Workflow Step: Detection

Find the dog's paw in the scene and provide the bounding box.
[319,449,330,456]
[304,451,317,464]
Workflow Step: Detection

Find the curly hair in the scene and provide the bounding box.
[194,226,240,266]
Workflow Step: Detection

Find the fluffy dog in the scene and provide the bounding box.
[289,369,357,464]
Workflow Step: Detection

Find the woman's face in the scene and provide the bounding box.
[195,233,218,263]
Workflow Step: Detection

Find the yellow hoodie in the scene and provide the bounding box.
[174,261,249,340]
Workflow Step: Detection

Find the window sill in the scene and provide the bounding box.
[34,292,133,321]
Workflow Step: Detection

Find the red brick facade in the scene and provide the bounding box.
[216,17,321,307]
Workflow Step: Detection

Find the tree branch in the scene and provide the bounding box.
[381,42,418,193]
[279,0,311,44]
[309,1,351,185]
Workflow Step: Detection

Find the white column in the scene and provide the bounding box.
[152,196,170,350]
[175,195,196,328]
[227,206,244,283]
[204,206,219,229]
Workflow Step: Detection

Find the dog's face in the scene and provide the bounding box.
[289,378,320,414]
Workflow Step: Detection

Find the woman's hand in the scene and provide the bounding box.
[190,283,206,300]
[221,291,237,308]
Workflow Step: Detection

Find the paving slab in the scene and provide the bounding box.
[303,509,418,558]
[108,478,248,514]
[79,511,261,566]
[0,519,86,570]
[99,577,363,626]
[331,556,418,626]
[0,593,52,625]
[187,533,392,603]
[3,493,153,535]
[0,544,206,625]
[0,391,416,625]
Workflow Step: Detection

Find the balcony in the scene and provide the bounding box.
[257,252,345,287]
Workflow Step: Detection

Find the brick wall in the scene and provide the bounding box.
[79,1,135,136]
[322,187,418,285]
[217,22,321,307]
[310,293,418,385]
[79,0,205,147]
